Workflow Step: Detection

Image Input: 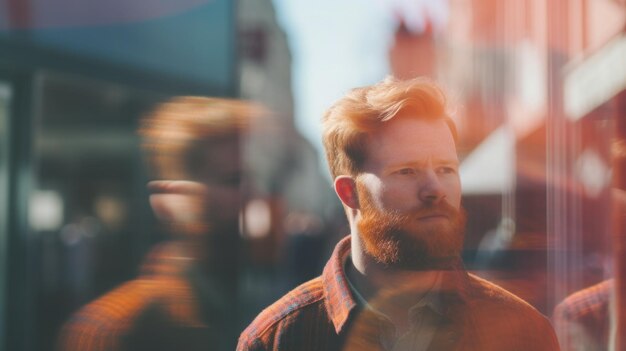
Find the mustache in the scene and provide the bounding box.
[383,200,460,224]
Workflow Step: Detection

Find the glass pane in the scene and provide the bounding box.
[29,73,164,351]
[5,1,624,350]
[0,81,11,351]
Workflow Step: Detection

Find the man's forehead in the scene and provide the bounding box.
[195,138,243,175]
[366,118,457,161]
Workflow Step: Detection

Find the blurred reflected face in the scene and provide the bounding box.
[356,117,465,269]
[198,137,243,225]
[149,137,243,232]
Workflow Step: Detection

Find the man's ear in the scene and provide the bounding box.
[334,176,359,209]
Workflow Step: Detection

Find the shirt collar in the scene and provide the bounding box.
[322,236,359,334]
[321,235,472,334]
[345,262,446,322]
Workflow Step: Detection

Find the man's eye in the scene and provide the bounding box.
[397,168,415,175]
[222,174,242,186]
[438,167,456,175]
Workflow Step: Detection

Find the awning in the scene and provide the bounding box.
[460,126,516,195]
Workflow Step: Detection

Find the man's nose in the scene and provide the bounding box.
[418,170,446,204]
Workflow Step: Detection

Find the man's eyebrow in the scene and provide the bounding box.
[435,159,460,166]
[384,160,421,170]
[381,160,457,174]
[387,158,459,168]
[382,161,422,173]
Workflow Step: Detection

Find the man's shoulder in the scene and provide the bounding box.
[58,277,200,351]
[238,276,328,349]
[464,273,560,350]
[240,276,326,334]
[464,273,554,329]
[57,280,156,350]
[466,273,541,312]
[553,279,612,351]
[554,279,612,321]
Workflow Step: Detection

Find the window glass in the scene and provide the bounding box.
[29,73,164,351]
[0,81,11,351]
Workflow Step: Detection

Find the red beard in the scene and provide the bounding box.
[356,181,467,270]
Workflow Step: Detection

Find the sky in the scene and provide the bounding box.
[272,0,394,164]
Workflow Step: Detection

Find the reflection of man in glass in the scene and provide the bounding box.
[58,97,263,351]
[238,77,559,351]
[553,140,626,351]
[553,278,614,351]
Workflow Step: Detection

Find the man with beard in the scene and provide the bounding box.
[237,77,559,351]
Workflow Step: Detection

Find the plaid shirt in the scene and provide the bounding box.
[57,241,237,351]
[238,236,560,351]
[553,279,613,351]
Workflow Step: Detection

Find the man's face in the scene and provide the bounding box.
[355,117,465,269]
[199,137,244,226]
[149,137,243,233]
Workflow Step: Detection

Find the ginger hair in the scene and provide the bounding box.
[139,96,266,180]
[322,76,457,179]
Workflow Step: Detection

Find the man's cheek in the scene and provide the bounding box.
[207,187,242,221]
[150,193,206,223]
